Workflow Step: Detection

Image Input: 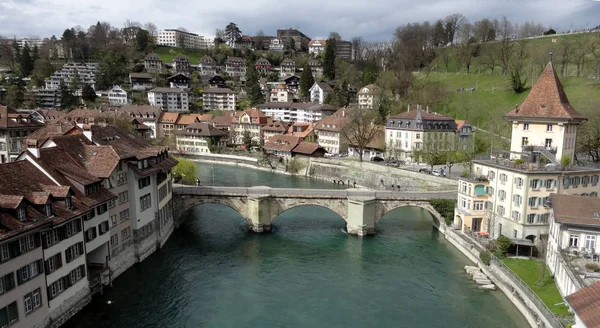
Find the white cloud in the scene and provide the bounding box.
[0,0,598,40]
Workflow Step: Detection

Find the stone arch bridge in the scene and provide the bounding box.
[173,186,456,236]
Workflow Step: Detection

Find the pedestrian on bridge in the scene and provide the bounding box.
[196,179,201,186]
[353,181,356,188]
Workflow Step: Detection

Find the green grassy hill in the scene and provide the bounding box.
[418,72,600,136]
[433,31,600,78]
[154,47,209,64]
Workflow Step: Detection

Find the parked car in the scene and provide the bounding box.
[338,153,348,157]
[371,156,385,162]
[324,153,336,158]
[418,168,432,174]
[431,170,441,176]
[386,161,401,168]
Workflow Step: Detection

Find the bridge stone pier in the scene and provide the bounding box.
[172,186,456,236]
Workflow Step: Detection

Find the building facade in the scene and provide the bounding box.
[357,84,381,109]
[202,88,237,111]
[257,102,336,123]
[157,29,213,49]
[198,56,217,76]
[0,106,44,163]
[224,57,246,77]
[107,85,129,105]
[147,88,189,112]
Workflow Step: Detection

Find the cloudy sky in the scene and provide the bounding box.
[1,0,600,41]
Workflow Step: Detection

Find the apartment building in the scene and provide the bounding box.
[107,85,129,105]
[0,106,44,163]
[167,73,190,89]
[385,105,473,162]
[255,58,271,75]
[129,73,154,91]
[256,102,336,123]
[307,58,323,78]
[202,88,237,111]
[453,62,600,243]
[358,84,381,109]
[269,85,294,103]
[276,29,310,51]
[314,108,352,154]
[157,112,180,138]
[33,89,61,108]
[147,88,189,112]
[225,57,246,77]
[309,82,332,104]
[157,29,213,49]
[44,63,98,91]
[175,122,227,155]
[198,56,217,76]
[263,120,290,143]
[308,40,326,57]
[335,40,353,60]
[172,55,191,73]
[144,53,163,72]
[280,59,296,77]
[231,109,269,145]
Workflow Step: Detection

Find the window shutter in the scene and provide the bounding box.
[44,260,50,273]
[38,260,44,274]
[76,219,82,232]
[9,241,20,257]
[16,269,23,285]
[79,243,84,254]
[47,287,53,301]
[57,254,62,268]
[81,265,86,277]
[42,233,48,248]
[65,249,71,263]
[34,233,41,247]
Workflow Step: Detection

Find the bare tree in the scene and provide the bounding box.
[513,38,528,72]
[351,36,364,62]
[329,31,342,41]
[473,18,496,42]
[482,43,500,74]
[557,40,575,77]
[577,116,600,163]
[144,22,158,37]
[444,13,467,45]
[496,16,514,75]
[342,107,384,162]
[177,27,188,32]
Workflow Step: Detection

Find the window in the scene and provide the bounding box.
[499,190,506,201]
[121,227,131,240]
[24,293,33,314]
[497,205,505,216]
[32,289,41,310]
[118,191,129,204]
[110,215,117,225]
[513,230,518,238]
[546,124,553,132]
[108,199,116,208]
[0,245,9,262]
[0,273,15,295]
[537,214,549,224]
[0,302,19,326]
[473,201,484,211]
[522,137,528,146]
[65,197,72,209]
[138,177,151,189]
[85,183,100,196]
[593,175,599,186]
[140,194,152,212]
[523,123,529,131]
[65,242,83,263]
[85,228,97,242]
[119,209,130,222]
[45,204,52,217]
[585,235,596,250]
[514,177,523,188]
[512,194,522,206]
[527,214,536,224]
[98,221,109,235]
[570,235,579,248]
[511,210,521,222]
[110,235,119,247]
[500,173,508,184]
[545,138,552,148]
[528,197,538,207]
[545,179,555,189]
[416,133,421,139]
[45,253,62,273]
[17,208,26,222]
[529,179,540,190]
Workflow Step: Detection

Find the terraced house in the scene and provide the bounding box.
[0,106,44,163]
[454,62,600,244]
[0,123,177,328]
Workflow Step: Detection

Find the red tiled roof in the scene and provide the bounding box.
[176,114,212,126]
[0,106,44,129]
[287,122,315,138]
[24,192,50,205]
[565,281,600,327]
[315,109,351,132]
[211,115,233,127]
[455,120,469,130]
[183,122,227,137]
[550,194,600,227]
[0,195,24,209]
[292,142,324,155]
[159,112,180,123]
[264,135,302,152]
[505,62,586,121]
[308,40,326,47]
[263,120,289,133]
[84,145,121,179]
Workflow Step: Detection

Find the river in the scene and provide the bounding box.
[65,162,528,328]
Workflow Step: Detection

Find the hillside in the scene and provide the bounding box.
[417,72,600,137]
[432,31,600,78]
[154,47,210,64]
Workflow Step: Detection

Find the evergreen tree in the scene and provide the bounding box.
[334,80,349,107]
[12,41,20,65]
[245,64,263,105]
[362,60,379,85]
[81,84,97,102]
[32,45,39,61]
[299,63,315,99]
[59,81,76,109]
[5,85,24,108]
[323,37,336,80]
[19,44,34,77]
[96,52,128,90]
[136,29,151,52]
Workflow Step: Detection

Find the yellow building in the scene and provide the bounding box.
[454,62,600,243]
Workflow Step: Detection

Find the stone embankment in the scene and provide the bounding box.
[465,265,496,290]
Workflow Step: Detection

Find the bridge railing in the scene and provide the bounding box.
[173,185,457,200]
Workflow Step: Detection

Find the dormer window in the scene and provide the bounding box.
[45,204,52,217]
[17,208,26,221]
[65,197,72,209]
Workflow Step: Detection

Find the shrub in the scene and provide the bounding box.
[480,251,491,266]
[429,199,457,225]
[287,158,306,174]
[585,263,600,272]
[514,159,525,165]
[460,171,470,178]
[496,236,513,256]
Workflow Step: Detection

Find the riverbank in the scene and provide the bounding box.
[182,153,457,192]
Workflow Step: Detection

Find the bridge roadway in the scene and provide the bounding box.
[172,186,457,236]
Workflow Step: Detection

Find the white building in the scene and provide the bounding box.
[269,85,294,103]
[202,88,237,111]
[147,87,189,112]
[358,84,381,109]
[314,108,351,154]
[45,63,98,91]
[256,102,336,123]
[547,194,598,300]
[308,40,327,56]
[269,39,284,52]
[453,62,600,243]
[309,82,332,104]
[107,85,129,105]
[157,29,213,49]
[175,122,227,155]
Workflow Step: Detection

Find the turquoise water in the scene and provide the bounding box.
[65,162,528,328]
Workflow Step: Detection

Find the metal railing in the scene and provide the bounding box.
[173,185,457,200]
[489,254,566,328]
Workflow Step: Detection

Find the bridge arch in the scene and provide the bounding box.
[268,198,347,223]
[374,201,443,228]
[173,195,250,226]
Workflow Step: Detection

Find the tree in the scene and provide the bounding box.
[362,59,379,85]
[255,29,266,50]
[242,130,253,151]
[328,32,342,41]
[497,16,514,75]
[342,108,382,162]
[444,13,467,45]
[543,29,556,36]
[245,64,263,105]
[70,73,81,93]
[323,38,336,80]
[81,84,97,102]
[144,22,158,37]
[482,43,500,74]
[95,52,128,90]
[172,157,196,185]
[496,236,512,256]
[224,22,242,47]
[377,93,391,122]
[59,81,76,109]
[299,63,315,100]
[577,116,600,163]
[136,29,151,52]
[473,18,495,42]
[327,80,349,108]
[19,43,34,77]
[31,58,55,87]
[351,36,364,61]
[510,69,527,93]
[432,20,446,47]
[5,85,24,108]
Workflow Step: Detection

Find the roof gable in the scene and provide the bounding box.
[505,62,586,121]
